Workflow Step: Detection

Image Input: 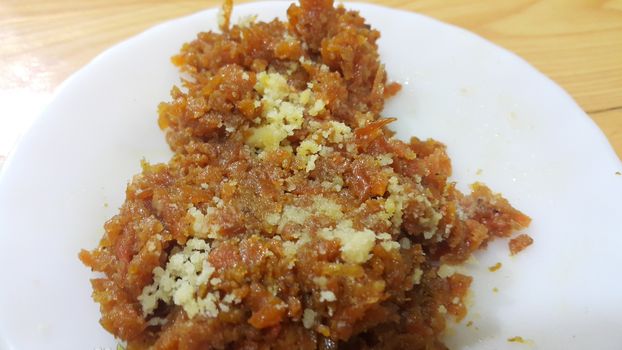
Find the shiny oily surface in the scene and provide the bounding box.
[0,2,621,350]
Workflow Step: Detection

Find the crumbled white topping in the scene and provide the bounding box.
[380,240,401,251]
[423,230,435,240]
[265,212,281,226]
[146,240,157,253]
[319,220,377,264]
[377,153,394,166]
[319,291,336,302]
[376,232,400,251]
[187,206,221,239]
[437,264,456,278]
[399,237,412,250]
[138,238,220,319]
[246,72,326,151]
[313,276,328,288]
[146,317,168,327]
[308,99,326,116]
[376,233,392,240]
[302,308,316,329]
[296,139,322,172]
[383,176,408,233]
[281,240,298,269]
[312,196,343,220]
[412,268,423,285]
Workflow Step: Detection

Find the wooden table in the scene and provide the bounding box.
[1,0,621,168]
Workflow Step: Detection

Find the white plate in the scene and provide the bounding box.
[1,2,621,349]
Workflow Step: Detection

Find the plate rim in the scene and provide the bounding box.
[0,1,621,348]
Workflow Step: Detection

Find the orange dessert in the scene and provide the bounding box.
[80,1,531,349]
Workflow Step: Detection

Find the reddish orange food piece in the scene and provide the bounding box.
[509,234,534,255]
[247,285,287,329]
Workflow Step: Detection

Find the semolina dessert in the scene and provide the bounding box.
[80,0,531,349]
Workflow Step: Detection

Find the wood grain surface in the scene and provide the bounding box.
[1,0,621,166]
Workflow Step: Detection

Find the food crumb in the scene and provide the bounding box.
[466,321,473,327]
[615,171,621,176]
[476,168,483,175]
[492,287,499,293]
[488,262,502,272]
[507,336,534,345]
[509,234,534,255]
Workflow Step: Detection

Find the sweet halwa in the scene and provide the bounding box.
[80,1,531,348]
